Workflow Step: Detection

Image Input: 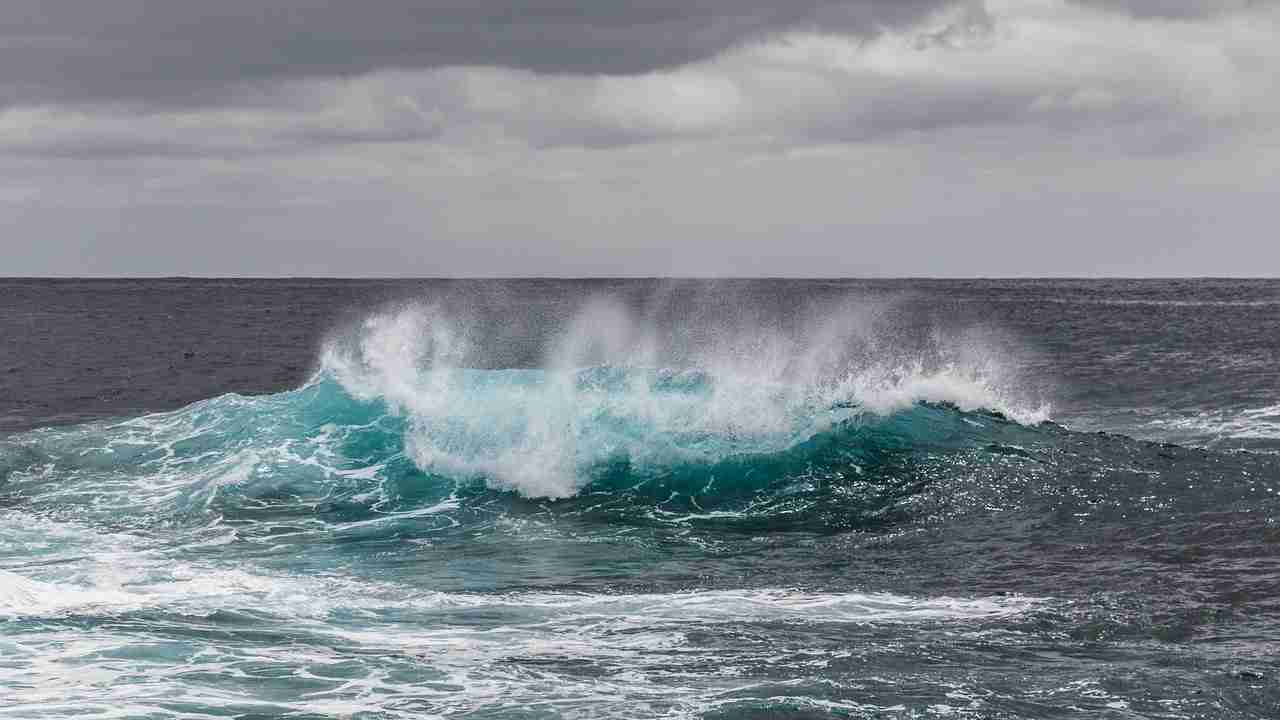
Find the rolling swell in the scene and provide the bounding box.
[6,286,1280,718]
[6,354,1278,636]
[0,367,1049,537]
[2,298,1271,549]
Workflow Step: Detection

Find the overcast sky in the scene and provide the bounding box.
[3,0,1277,276]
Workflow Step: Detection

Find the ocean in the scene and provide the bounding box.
[2,278,1278,719]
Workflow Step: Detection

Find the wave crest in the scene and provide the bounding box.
[320,301,1047,498]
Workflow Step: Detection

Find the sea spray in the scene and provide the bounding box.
[318,296,1048,497]
[5,279,1280,719]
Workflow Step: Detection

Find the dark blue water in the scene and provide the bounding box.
[2,279,1278,719]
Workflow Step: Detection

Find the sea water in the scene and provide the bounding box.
[2,279,1278,718]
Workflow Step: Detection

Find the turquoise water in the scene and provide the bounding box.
[4,291,1280,718]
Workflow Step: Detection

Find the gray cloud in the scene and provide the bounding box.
[1,0,1278,277]
[5,1,1275,158]
[1071,0,1261,18]
[5,123,1278,277]
[1,0,951,107]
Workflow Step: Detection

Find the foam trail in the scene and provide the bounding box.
[1144,403,1280,446]
[0,571,44,612]
[0,561,1040,625]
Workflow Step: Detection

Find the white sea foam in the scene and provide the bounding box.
[0,505,1045,720]
[0,550,1044,720]
[2,296,1047,509]
[0,571,44,610]
[322,300,1048,498]
[0,556,1040,626]
[416,587,1042,625]
[0,505,1038,624]
[1145,403,1280,445]
[0,390,397,524]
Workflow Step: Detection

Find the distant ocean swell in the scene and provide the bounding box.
[4,297,1280,718]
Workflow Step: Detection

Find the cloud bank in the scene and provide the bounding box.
[1,0,1277,275]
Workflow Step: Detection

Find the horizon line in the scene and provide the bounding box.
[3,275,1280,282]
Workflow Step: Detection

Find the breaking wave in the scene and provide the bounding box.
[319,302,1048,498]
[0,300,1053,533]
[6,292,1280,719]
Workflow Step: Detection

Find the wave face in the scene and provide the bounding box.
[320,302,1047,499]
[0,302,1049,528]
[4,289,1280,719]
[0,371,1043,539]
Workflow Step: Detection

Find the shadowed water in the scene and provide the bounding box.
[2,279,1279,719]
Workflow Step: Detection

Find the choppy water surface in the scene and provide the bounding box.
[2,279,1279,719]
